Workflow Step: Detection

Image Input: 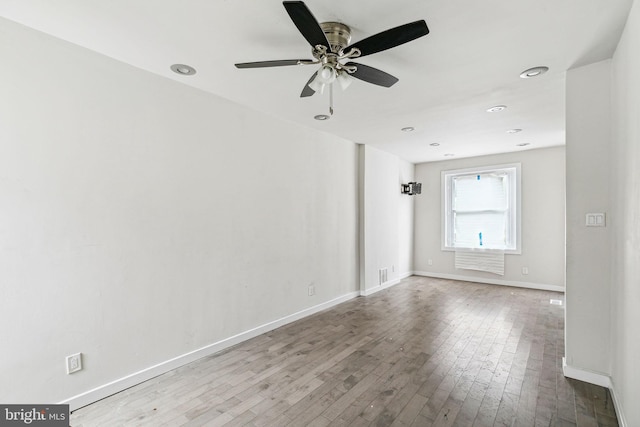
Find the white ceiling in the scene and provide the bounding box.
[0,0,633,163]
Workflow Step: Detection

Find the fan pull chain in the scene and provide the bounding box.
[329,82,334,116]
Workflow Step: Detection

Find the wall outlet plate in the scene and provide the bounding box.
[66,353,82,374]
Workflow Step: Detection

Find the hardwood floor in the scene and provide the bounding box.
[71,276,619,426]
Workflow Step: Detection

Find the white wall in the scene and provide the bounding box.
[610,0,640,424]
[359,145,414,295]
[0,18,359,406]
[398,160,415,276]
[565,60,612,376]
[413,147,566,290]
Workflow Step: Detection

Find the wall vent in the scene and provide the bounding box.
[379,268,388,285]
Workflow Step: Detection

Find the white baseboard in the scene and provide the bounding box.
[609,381,628,427]
[562,358,612,388]
[60,291,360,411]
[562,358,630,425]
[360,278,401,296]
[399,271,413,280]
[562,359,629,425]
[412,271,565,293]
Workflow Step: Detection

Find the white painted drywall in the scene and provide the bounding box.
[0,18,358,405]
[398,160,415,277]
[565,60,612,376]
[413,147,566,289]
[359,145,414,294]
[610,0,640,424]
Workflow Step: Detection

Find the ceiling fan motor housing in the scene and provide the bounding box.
[320,22,352,53]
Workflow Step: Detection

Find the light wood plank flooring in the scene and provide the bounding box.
[71,276,619,426]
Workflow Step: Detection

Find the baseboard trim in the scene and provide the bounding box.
[562,359,629,425]
[60,290,360,411]
[609,381,628,427]
[360,278,401,296]
[399,271,413,280]
[562,357,629,427]
[562,357,612,388]
[412,271,565,293]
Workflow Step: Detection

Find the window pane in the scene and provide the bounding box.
[454,211,507,248]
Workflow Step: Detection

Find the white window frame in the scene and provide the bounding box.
[441,163,521,254]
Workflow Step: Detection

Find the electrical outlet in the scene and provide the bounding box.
[308,284,315,296]
[428,259,433,266]
[522,267,529,275]
[66,353,82,374]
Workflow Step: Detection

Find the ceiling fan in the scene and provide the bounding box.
[235,1,429,114]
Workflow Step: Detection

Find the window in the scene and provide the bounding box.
[442,163,521,253]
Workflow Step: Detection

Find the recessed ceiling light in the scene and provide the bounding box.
[516,143,531,147]
[314,114,330,121]
[507,129,523,134]
[401,127,415,132]
[487,105,507,113]
[444,153,455,157]
[429,143,440,146]
[520,66,549,78]
[170,64,196,76]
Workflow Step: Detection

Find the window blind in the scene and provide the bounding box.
[452,173,508,249]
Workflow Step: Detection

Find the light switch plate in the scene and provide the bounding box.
[586,213,606,227]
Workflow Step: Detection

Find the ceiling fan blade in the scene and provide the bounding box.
[345,62,399,87]
[235,59,314,68]
[301,71,318,97]
[344,20,429,58]
[283,1,330,49]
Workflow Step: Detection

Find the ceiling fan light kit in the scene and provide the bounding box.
[234,1,429,117]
